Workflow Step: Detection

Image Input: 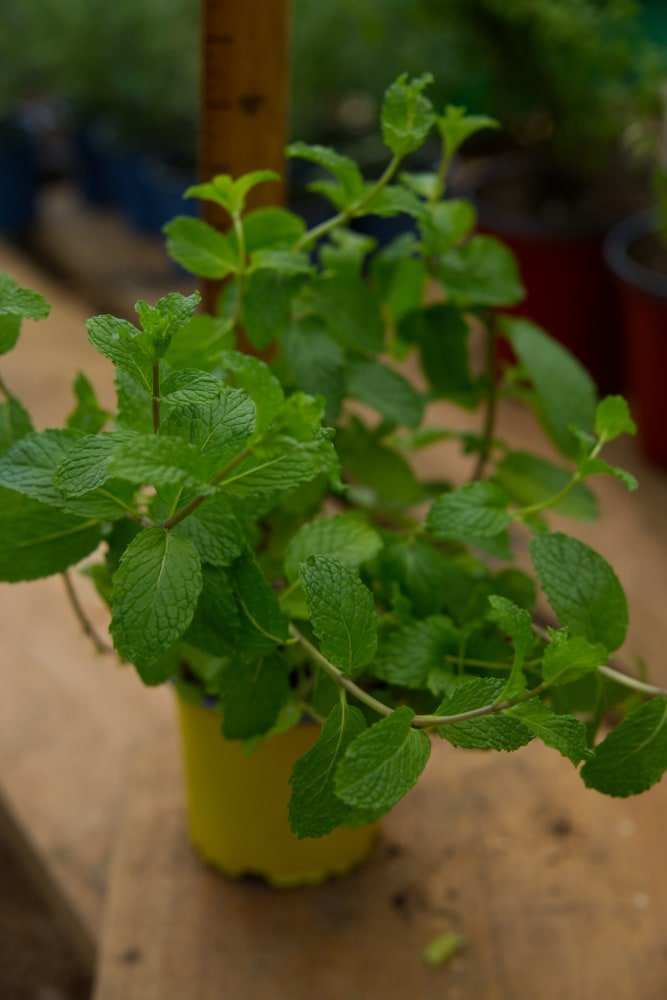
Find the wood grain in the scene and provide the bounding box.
[93,728,667,1000]
[2,240,667,996]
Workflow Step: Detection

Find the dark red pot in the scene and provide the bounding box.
[604,210,667,466]
[467,159,622,394]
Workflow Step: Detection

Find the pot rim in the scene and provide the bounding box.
[603,209,667,301]
[459,153,607,242]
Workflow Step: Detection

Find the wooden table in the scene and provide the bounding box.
[1,243,666,997]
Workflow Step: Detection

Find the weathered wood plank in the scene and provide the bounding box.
[93,728,667,1000]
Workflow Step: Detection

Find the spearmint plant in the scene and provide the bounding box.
[1,76,665,842]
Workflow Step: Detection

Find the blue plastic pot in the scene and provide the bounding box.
[0,123,38,233]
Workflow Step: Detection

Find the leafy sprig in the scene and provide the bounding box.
[1,75,665,839]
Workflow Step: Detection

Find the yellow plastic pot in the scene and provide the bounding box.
[176,695,379,888]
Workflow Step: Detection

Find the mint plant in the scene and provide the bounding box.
[1,76,665,844]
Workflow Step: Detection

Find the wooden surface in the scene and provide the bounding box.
[1,239,667,996]
[93,731,667,1000]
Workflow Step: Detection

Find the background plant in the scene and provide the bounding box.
[1,76,665,841]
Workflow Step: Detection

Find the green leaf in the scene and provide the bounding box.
[379,539,451,617]
[163,387,255,480]
[219,434,337,505]
[243,206,306,251]
[242,269,300,349]
[335,707,431,813]
[361,184,428,220]
[423,932,464,969]
[435,105,498,160]
[488,595,534,699]
[0,272,50,354]
[427,483,511,554]
[346,358,424,428]
[110,527,202,680]
[283,319,345,423]
[595,396,636,442]
[172,493,245,567]
[218,655,291,739]
[218,350,284,436]
[251,248,313,276]
[86,314,152,391]
[581,700,667,796]
[164,315,233,372]
[54,433,117,496]
[289,702,367,838]
[506,701,589,765]
[186,170,280,217]
[287,142,364,203]
[399,304,478,406]
[134,292,201,357]
[115,369,152,434]
[300,555,377,677]
[381,73,435,157]
[0,489,102,581]
[501,316,597,457]
[542,631,607,687]
[436,236,524,307]
[308,274,384,354]
[373,616,455,689]
[285,514,382,583]
[232,551,288,651]
[0,429,79,504]
[163,216,239,279]
[419,199,476,255]
[66,372,109,434]
[371,251,427,326]
[161,370,224,408]
[336,420,423,507]
[320,229,377,277]
[109,431,209,488]
[0,396,32,456]
[578,456,638,492]
[530,533,628,652]
[435,678,533,751]
[0,430,131,519]
[183,564,239,656]
[495,451,597,521]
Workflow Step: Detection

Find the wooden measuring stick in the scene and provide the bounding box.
[200,1,290,312]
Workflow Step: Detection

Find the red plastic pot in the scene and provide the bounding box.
[604,210,667,466]
[465,158,622,393]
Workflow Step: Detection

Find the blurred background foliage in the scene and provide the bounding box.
[1,0,665,164]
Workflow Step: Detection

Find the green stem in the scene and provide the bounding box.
[151,362,161,434]
[512,473,583,520]
[290,625,395,720]
[231,213,247,334]
[596,666,667,699]
[295,154,402,251]
[161,448,251,530]
[289,624,545,730]
[62,572,113,655]
[0,373,14,399]
[429,148,452,204]
[471,315,498,481]
[531,621,667,699]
